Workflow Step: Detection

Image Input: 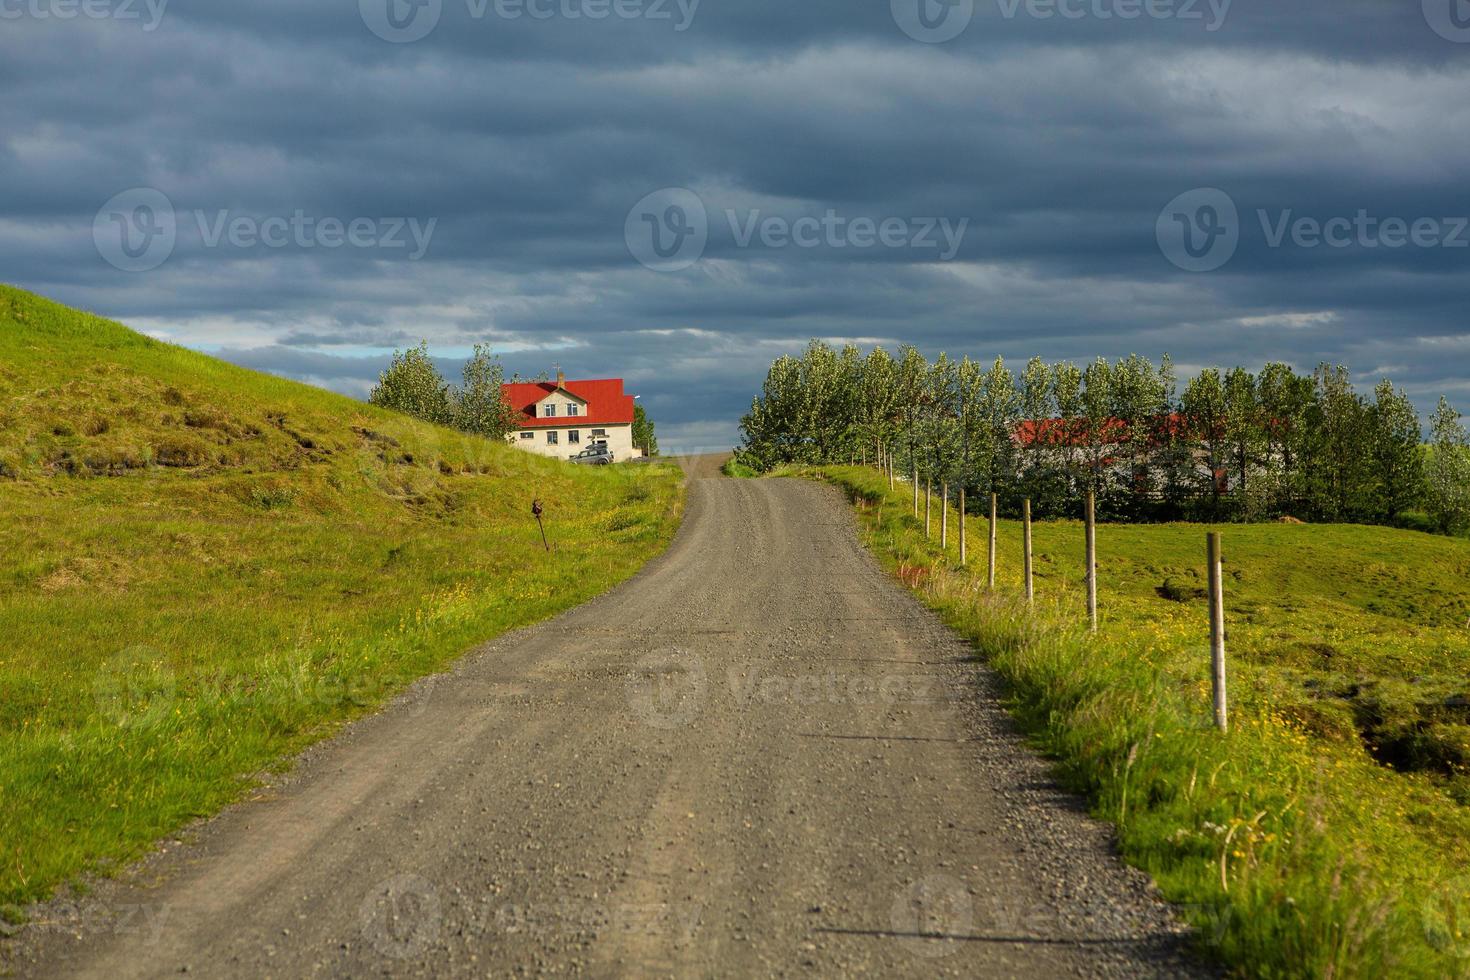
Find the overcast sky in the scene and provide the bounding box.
[3,0,1468,451]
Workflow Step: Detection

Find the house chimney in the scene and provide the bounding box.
[556,369,565,388]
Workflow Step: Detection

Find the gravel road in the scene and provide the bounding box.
[8,457,1205,978]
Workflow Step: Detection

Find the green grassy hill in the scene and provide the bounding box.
[0,285,683,913]
[813,465,1470,978]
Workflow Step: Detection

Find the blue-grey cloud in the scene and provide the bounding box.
[2,0,1468,451]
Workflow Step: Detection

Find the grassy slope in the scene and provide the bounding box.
[0,285,684,912]
[805,465,1470,979]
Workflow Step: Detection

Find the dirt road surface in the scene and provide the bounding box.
[9,457,1204,978]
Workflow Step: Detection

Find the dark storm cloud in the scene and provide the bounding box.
[2,0,1467,450]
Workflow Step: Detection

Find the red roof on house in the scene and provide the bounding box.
[501,378,636,429]
[1013,413,1191,447]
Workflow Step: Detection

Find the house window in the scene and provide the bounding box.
[519,431,534,440]
[546,431,559,444]
[591,428,606,437]
[544,404,557,417]
[568,430,581,444]
[567,404,579,417]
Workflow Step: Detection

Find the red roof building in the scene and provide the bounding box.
[501,373,642,461]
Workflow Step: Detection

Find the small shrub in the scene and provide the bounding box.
[246,483,298,511]
[153,437,211,468]
[1157,576,1205,602]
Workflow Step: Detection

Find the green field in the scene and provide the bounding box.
[811,465,1470,978]
[0,285,684,914]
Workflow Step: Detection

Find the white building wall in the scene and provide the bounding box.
[509,423,641,462]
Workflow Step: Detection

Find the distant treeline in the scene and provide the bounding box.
[736,342,1470,533]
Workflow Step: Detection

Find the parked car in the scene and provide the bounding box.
[569,443,614,465]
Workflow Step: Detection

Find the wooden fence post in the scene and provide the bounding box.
[913,465,919,517]
[1207,531,1228,733]
[988,493,998,589]
[888,448,895,491]
[1085,490,1098,633]
[1023,498,1034,604]
[924,478,932,538]
[959,488,967,566]
[941,483,949,551]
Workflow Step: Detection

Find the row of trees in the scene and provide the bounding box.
[369,343,659,456]
[736,342,1470,533]
[370,343,522,438]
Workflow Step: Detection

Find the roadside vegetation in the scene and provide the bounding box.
[720,457,757,479]
[737,341,1470,535]
[0,285,683,913]
[803,462,1470,978]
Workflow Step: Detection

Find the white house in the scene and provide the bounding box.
[501,373,643,461]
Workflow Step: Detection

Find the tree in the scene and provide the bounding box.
[1153,353,1194,516]
[1111,354,1167,515]
[1426,397,1470,535]
[1080,358,1115,493]
[1368,380,1423,522]
[1223,367,1264,516]
[1304,365,1372,521]
[1256,362,1314,517]
[632,403,658,458]
[1051,361,1085,494]
[452,344,520,439]
[975,356,1018,500]
[1017,356,1063,511]
[1182,370,1228,510]
[370,342,451,425]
